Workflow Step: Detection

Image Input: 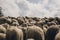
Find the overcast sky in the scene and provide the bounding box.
[0,0,60,18]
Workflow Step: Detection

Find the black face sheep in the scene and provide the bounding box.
[45,25,60,40]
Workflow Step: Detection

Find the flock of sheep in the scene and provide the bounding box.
[0,16,60,40]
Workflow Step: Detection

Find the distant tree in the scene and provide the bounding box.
[0,7,3,17]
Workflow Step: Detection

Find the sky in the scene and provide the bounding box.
[0,0,60,18]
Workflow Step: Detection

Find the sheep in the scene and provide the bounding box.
[27,26,44,40]
[0,33,6,40]
[55,32,60,40]
[0,25,6,33]
[6,26,23,40]
[45,25,60,40]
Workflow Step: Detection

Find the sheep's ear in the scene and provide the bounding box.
[0,7,3,17]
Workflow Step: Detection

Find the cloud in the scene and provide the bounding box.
[0,0,60,18]
[0,0,21,17]
[27,0,42,4]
